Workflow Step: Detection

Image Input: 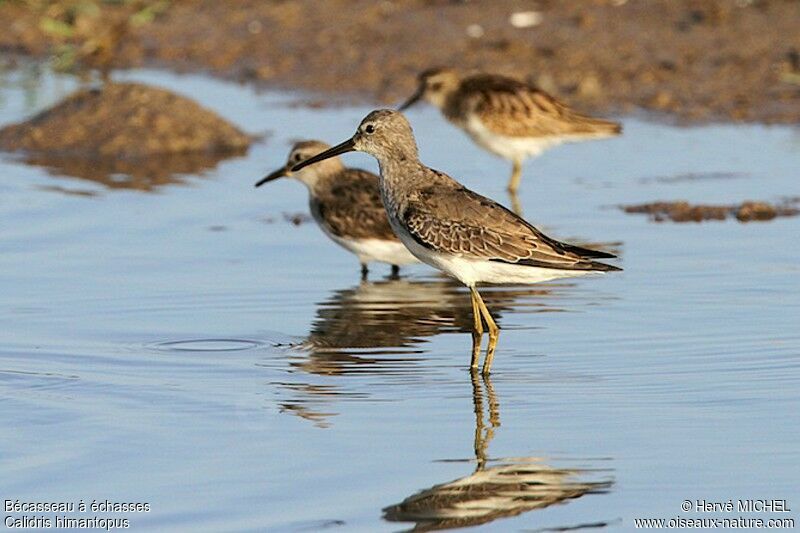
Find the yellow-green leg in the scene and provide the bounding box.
[469,288,484,369]
[474,288,500,374]
[509,190,523,216]
[508,158,523,193]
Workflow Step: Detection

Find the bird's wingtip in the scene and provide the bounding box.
[594,261,623,272]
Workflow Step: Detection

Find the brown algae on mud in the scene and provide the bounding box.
[621,200,800,223]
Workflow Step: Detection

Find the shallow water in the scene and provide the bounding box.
[1,63,799,532]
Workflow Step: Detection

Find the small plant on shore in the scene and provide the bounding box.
[10,0,171,82]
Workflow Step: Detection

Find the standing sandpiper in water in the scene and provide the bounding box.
[256,140,418,278]
[399,68,622,194]
[293,111,621,374]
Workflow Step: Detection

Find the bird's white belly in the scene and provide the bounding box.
[463,116,566,160]
[394,224,592,286]
[436,253,593,286]
[324,229,418,266]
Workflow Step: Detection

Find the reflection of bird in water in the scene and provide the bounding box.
[383,372,613,531]
[297,276,565,375]
[275,383,340,429]
[275,276,567,426]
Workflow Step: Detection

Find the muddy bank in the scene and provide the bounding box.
[621,200,800,223]
[1,0,799,123]
[0,82,250,189]
[0,82,251,158]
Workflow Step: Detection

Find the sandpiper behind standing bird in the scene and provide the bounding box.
[292,111,621,374]
[256,140,418,278]
[399,68,622,194]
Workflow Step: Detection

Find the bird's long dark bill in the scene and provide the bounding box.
[255,166,288,187]
[291,138,355,172]
[397,86,424,111]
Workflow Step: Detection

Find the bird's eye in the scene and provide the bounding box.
[365,124,375,134]
[430,82,443,91]
[293,153,302,162]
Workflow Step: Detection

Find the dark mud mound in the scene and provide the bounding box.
[622,200,800,223]
[0,82,250,190]
[0,82,251,158]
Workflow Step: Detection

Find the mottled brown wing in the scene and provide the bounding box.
[402,184,618,271]
[457,74,621,138]
[314,169,398,241]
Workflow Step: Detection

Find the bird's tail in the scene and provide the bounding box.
[558,242,617,259]
[568,114,622,137]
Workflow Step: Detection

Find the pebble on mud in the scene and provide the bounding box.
[0,82,251,159]
[621,200,800,223]
[509,11,543,29]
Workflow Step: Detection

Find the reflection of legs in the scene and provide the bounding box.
[471,370,500,470]
[469,287,484,369]
[360,263,369,280]
[508,158,523,193]
[470,369,487,469]
[474,289,499,374]
[483,372,501,430]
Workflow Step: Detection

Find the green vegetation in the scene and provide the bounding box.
[6,0,171,76]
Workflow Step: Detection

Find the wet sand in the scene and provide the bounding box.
[2,0,799,123]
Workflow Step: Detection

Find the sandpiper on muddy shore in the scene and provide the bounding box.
[293,111,621,374]
[400,68,622,194]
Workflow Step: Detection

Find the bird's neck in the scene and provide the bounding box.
[375,153,428,223]
[377,152,422,188]
[441,90,465,124]
[374,141,417,178]
[433,83,460,109]
[299,163,344,194]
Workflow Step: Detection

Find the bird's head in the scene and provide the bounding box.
[399,67,460,111]
[255,140,342,189]
[291,110,418,171]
